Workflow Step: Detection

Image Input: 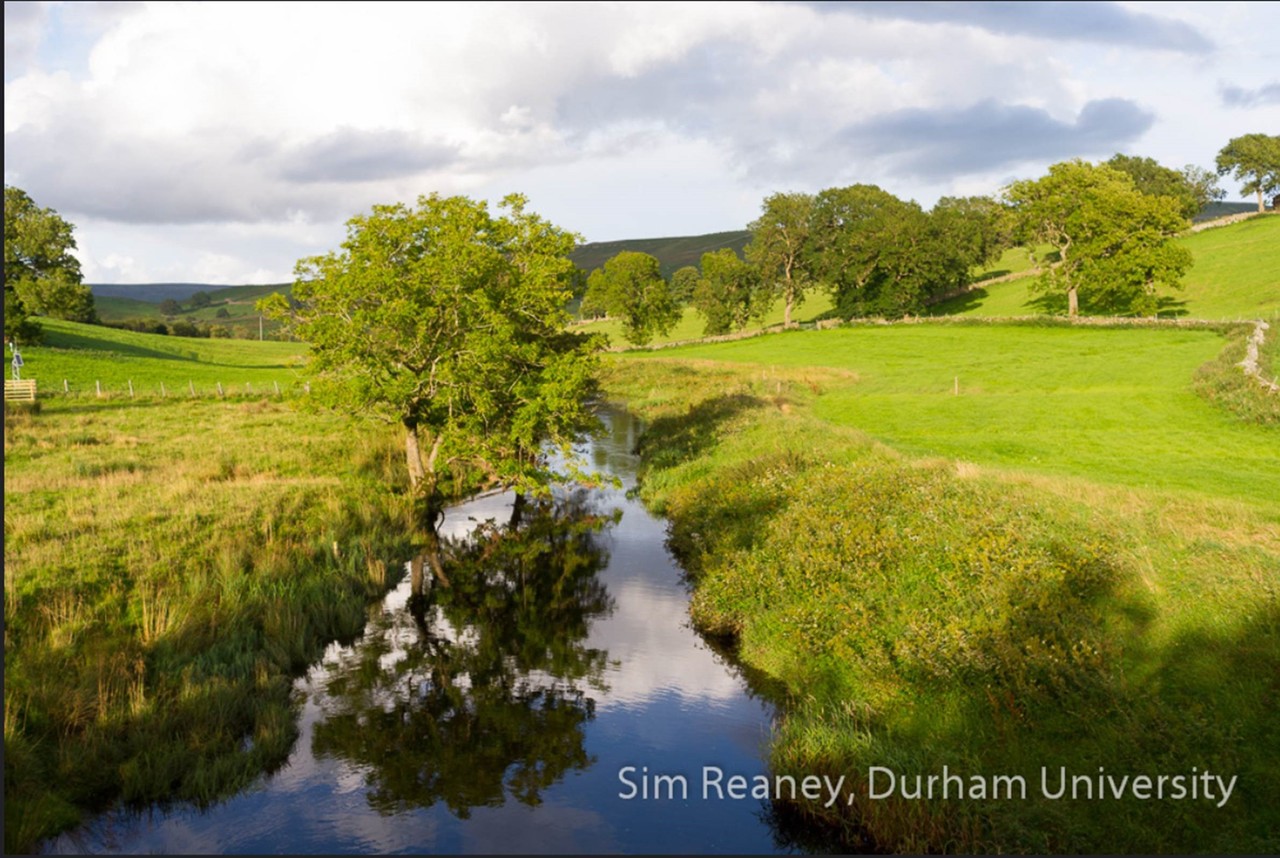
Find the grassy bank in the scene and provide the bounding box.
[3,394,422,851]
[933,216,1280,320]
[19,317,307,397]
[600,325,1279,852]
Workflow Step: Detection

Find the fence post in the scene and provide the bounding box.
[161,381,167,398]
[273,380,280,396]
[246,382,253,395]
[96,380,102,398]
[189,380,195,397]
[63,379,69,393]
[216,382,224,398]
[128,379,134,398]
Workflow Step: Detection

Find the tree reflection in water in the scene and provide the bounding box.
[310,490,618,818]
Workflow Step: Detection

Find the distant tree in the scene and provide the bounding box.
[808,184,933,318]
[1215,133,1280,213]
[208,324,231,338]
[215,306,231,318]
[579,269,610,320]
[1179,165,1227,217]
[692,248,766,336]
[746,192,815,327]
[582,251,680,346]
[190,291,212,309]
[927,195,1011,295]
[1105,154,1223,220]
[159,298,182,316]
[4,185,96,342]
[261,193,602,521]
[169,319,200,337]
[670,265,701,304]
[1005,160,1191,317]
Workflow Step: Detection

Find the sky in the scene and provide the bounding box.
[4,1,1279,285]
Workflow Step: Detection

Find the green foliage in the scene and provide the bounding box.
[190,291,212,309]
[927,195,1012,292]
[810,184,930,318]
[1105,153,1223,220]
[1215,133,1280,212]
[692,248,767,336]
[1006,160,1191,316]
[4,186,95,341]
[669,265,701,303]
[580,250,681,346]
[261,193,602,509]
[746,192,815,326]
[158,298,182,316]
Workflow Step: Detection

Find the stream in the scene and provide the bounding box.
[45,407,800,854]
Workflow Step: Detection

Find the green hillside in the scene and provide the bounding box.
[933,215,1280,320]
[20,318,307,395]
[570,229,750,279]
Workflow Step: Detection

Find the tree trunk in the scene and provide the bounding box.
[784,289,793,328]
[405,422,426,489]
[1068,285,1079,317]
[1259,188,1265,214]
[510,491,527,529]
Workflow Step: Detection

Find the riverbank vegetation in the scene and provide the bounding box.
[4,397,420,852]
[601,321,1280,852]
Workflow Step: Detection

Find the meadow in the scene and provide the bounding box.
[600,316,1280,852]
[17,318,307,397]
[2,333,422,852]
[933,215,1280,320]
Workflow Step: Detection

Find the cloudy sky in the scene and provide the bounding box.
[5,1,1278,285]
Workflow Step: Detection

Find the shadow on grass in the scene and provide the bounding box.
[634,392,763,473]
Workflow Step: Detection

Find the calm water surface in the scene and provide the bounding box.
[47,408,798,854]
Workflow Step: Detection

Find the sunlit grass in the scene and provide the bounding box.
[600,335,1280,852]
[3,395,418,852]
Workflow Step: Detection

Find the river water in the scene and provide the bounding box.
[46,408,797,854]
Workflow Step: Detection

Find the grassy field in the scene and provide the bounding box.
[19,318,307,396]
[934,216,1280,320]
[601,319,1280,852]
[646,323,1280,506]
[2,328,431,852]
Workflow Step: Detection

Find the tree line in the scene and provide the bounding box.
[579,136,1280,341]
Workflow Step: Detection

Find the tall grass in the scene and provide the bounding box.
[3,397,421,852]
[600,329,1280,852]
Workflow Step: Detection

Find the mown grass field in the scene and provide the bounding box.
[19,318,308,396]
[934,216,1280,320]
[601,318,1280,852]
[2,330,425,852]
[646,323,1280,506]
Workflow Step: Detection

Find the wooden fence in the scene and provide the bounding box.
[4,379,37,402]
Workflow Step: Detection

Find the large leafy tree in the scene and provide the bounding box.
[745,192,815,327]
[581,251,680,346]
[927,195,1011,296]
[1005,160,1191,317]
[1105,153,1223,220]
[261,193,603,520]
[1215,133,1280,213]
[808,184,934,318]
[4,185,96,343]
[692,248,766,336]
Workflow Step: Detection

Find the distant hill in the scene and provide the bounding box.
[91,282,293,324]
[570,230,751,279]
